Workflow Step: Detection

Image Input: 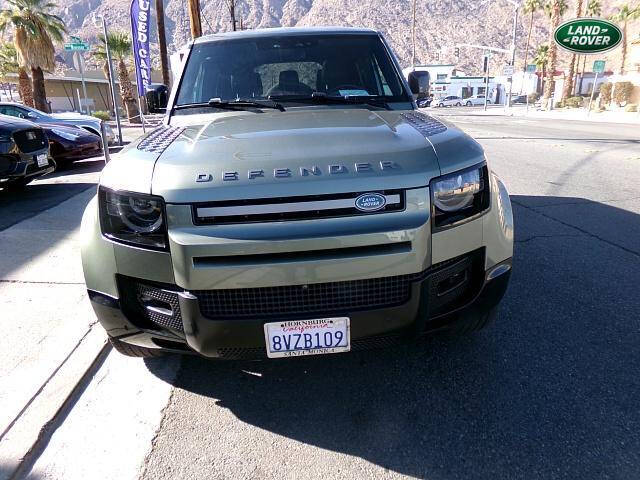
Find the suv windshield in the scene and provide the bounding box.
[175,33,410,110]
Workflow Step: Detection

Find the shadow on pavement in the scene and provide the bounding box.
[0,182,95,232]
[146,195,640,479]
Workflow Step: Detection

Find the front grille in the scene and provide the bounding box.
[192,190,405,225]
[13,128,47,153]
[194,273,420,321]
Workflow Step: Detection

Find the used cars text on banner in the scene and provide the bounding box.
[130,0,152,97]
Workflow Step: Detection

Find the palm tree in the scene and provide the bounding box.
[609,4,640,74]
[0,0,66,113]
[533,44,550,94]
[0,42,19,100]
[562,0,585,100]
[94,32,139,122]
[542,0,567,107]
[577,0,602,93]
[522,0,543,73]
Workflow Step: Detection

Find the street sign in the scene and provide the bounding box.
[593,60,605,73]
[64,39,90,52]
[526,64,537,73]
[554,18,622,55]
[502,65,514,76]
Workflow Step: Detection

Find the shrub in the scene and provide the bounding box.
[599,82,612,105]
[625,104,637,112]
[92,110,111,121]
[527,93,539,103]
[564,96,583,108]
[613,82,634,105]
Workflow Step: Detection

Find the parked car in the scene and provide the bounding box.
[417,96,432,108]
[81,27,514,359]
[435,96,463,107]
[43,124,102,165]
[0,102,115,144]
[511,95,527,104]
[464,95,492,106]
[0,114,53,190]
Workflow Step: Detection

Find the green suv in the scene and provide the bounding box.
[81,27,513,359]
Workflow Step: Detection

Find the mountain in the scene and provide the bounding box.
[54,0,631,76]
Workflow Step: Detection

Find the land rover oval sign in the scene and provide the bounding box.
[554,18,622,54]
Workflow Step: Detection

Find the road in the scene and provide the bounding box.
[2,112,639,480]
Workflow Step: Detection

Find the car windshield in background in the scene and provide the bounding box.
[175,34,410,110]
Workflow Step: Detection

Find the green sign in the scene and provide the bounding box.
[64,43,90,52]
[593,60,605,73]
[554,18,622,54]
[526,64,536,73]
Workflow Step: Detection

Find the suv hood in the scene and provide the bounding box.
[101,109,485,202]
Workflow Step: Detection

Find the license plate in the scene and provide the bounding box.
[264,317,350,359]
[36,153,48,167]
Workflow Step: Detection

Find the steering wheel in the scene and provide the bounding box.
[327,84,366,96]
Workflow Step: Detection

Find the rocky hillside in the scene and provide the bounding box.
[54,0,631,75]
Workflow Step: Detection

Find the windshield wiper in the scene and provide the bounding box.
[174,98,285,112]
[269,92,392,110]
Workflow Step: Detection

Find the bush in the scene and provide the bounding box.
[613,82,634,105]
[599,82,612,106]
[625,104,637,112]
[92,110,111,121]
[528,93,539,103]
[563,96,583,108]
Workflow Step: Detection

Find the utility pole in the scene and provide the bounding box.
[507,1,520,108]
[155,0,170,87]
[188,0,202,39]
[411,0,417,67]
[483,53,490,111]
[227,0,238,31]
[100,17,122,146]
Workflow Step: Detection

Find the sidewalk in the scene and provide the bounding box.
[0,188,107,479]
[472,104,640,124]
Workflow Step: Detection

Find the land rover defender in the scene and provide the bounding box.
[81,27,513,359]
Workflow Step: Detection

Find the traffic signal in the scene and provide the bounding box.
[483,56,489,73]
[454,47,460,57]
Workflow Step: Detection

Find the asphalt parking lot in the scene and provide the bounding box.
[1,111,639,479]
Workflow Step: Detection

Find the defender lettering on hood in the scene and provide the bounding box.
[195,161,400,183]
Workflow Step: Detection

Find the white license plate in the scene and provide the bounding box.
[264,317,350,359]
[36,153,48,167]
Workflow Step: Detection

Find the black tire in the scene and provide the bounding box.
[109,337,166,358]
[466,101,472,107]
[456,102,462,106]
[438,103,444,108]
[447,305,499,337]
[5,177,34,190]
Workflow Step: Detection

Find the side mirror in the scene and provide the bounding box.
[145,84,169,114]
[407,71,430,98]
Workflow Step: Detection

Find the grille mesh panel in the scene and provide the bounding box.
[194,274,420,320]
[135,283,184,331]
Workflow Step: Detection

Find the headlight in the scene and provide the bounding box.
[430,164,490,229]
[99,187,168,250]
[51,128,81,141]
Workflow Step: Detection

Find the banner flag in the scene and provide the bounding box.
[130,0,152,97]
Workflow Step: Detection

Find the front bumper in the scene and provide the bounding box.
[87,250,511,359]
[0,149,54,182]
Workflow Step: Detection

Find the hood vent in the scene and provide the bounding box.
[137,125,185,154]
[402,111,447,137]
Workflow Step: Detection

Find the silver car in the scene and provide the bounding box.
[435,96,463,107]
[464,95,492,106]
[81,27,514,360]
[0,102,114,144]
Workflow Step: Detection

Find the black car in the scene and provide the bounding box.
[0,114,53,190]
[512,95,528,104]
[43,124,102,165]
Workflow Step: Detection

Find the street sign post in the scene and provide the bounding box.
[587,61,604,117]
[65,38,91,114]
[502,65,515,76]
[593,60,605,73]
